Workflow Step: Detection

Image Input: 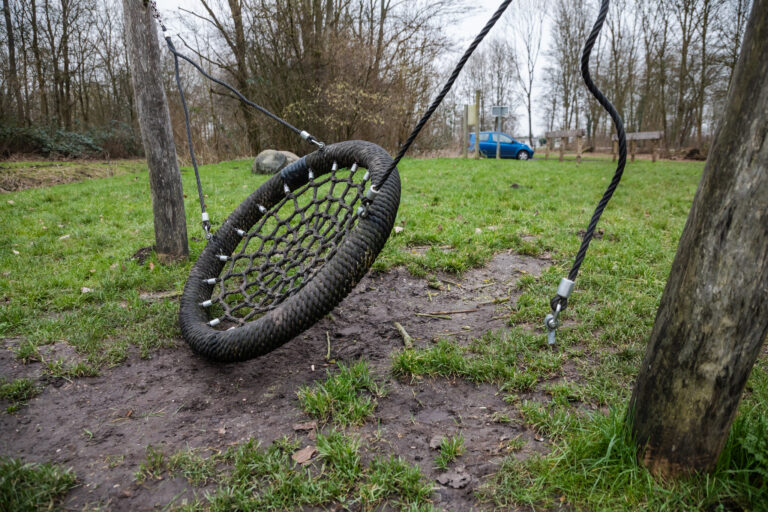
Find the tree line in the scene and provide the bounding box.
[539,0,752,152]
[0,0,753,160]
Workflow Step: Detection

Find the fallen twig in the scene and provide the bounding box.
[415,313,452,320]
[424,308,479,315]
[394,322,414,348]
[476,297,509,305]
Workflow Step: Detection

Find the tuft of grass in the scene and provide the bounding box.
[392,331,563,395]
[435,433,465,470]
[297,360,385,426]
[0,457,77,511]
[168,449,220,487]
[44,359,99,379]
[0,378,41,413]
[135,445,166,484]
[174,431,435,511]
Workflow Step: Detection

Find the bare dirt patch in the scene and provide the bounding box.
[0,252,550,511]
[0,160,142,193]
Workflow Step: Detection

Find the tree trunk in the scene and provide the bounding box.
[122,0,189,262]
[3,0,25,123]
[629,0,768,477]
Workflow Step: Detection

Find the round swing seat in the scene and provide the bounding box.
[179,140,400,362]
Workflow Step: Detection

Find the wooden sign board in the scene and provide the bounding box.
[468,105,477,126]
[612,131,664,141]
[491,106,509,117]
[546,129,585,138]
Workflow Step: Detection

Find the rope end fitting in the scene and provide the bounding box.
[300,130,325,150]
[545,278,575,346]
[357,185,380,218]
[201,212,212,240]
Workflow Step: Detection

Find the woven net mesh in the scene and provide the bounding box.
[207,162,369,329]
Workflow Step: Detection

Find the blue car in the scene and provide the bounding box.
[468,131,534,160]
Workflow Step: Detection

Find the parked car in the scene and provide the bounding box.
[468,131,534,160]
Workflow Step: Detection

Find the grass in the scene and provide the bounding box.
[0,457,77,511]
[297,360,385,426]
[136,432,436,511]
[0,377,41,413]
[2,155,766,509]
[435,433,465,470]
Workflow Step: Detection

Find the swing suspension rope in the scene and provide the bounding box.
[546,0,627,344]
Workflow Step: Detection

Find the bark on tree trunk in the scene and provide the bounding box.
[123,0,189,262]
[3,0,25,123]
[629,0,768,477]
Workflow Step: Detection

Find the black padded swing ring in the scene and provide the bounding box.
[179,140,400,362]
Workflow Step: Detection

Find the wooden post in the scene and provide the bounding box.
[462,105,468,159]
[612,140,618,161]
[123,0,189,262]
[576,134,582,164]
[631,139,637,162]
[559,137,565,162]
[629,0,768,477]
[474,90,480,160]
[545,138,551,160]
[652,138,659,163]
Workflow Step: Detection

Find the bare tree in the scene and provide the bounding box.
[508,0,544,147]
[3,0,24,122]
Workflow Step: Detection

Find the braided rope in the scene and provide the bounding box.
[373,0,514,191]
[551,0,627,312]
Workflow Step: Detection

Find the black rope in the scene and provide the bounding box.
[169,39,211,238]
[551,0,627,312]
[164,38,307,140]
[372,0,514,191]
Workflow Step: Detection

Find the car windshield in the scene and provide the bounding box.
[497,133,513,143]
[479,133,490,141]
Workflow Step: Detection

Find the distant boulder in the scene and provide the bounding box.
[252,149,299,174]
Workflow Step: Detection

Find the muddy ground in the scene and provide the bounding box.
[1,251,552,511]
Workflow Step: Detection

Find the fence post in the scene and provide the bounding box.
[474,90,480,160]
[576,134,582,164]
[462,105,468,159]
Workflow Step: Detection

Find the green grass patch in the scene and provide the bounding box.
[143,432,436,511]
[392,331,568,396]
[0,457,77,511]
[0,378,41,413]
[297,360,385,426]
[435,433,465,470]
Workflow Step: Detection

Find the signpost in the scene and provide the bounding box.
[491,106,509,160]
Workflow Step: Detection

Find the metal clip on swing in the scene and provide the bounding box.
[545,278,574,346]
[357,184,380,218]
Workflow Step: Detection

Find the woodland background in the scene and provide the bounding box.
[0,0,753,161]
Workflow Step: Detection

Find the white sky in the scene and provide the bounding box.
[157,0,550,135]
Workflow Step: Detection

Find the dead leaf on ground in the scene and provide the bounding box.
[292,445,317,464]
